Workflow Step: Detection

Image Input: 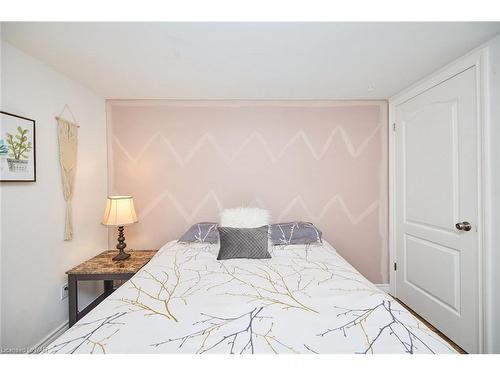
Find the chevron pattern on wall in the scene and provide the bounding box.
[108,100,388,283]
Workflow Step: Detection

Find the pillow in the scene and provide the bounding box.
[217,226,271,260]
[269,222,322,245]
[178,222,219,244]
[219,207,271,228]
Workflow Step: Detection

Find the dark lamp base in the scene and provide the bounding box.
[112,251,131,261]
[112,225,131,261]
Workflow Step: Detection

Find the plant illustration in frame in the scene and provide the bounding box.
[6,126,33,172]
[0,111,36,181]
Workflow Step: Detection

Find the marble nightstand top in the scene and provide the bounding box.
[66,250,158,275]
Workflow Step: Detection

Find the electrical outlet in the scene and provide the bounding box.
[60,283,68,300]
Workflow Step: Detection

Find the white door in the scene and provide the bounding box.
[395,67,479,353]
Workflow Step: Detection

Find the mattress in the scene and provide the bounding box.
[47,240,456,354]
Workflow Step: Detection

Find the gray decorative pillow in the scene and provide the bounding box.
[178,222,219,244]
[269,222,322,245]
[217,226,271,260]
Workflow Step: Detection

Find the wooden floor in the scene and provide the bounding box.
[394,298,466,354]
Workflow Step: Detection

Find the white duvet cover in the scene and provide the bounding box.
[48,240,456,354]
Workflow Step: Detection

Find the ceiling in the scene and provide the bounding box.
[2,22,500,99]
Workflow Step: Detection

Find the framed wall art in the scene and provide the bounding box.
[0,111,36,182]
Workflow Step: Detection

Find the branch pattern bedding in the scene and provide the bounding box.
[48,240,456,354]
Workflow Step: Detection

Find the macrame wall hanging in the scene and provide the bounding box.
[56,105,79,241]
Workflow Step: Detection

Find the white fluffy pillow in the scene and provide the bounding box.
[219,207,271,228]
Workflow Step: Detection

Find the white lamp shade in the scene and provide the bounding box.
[102,196,138,226]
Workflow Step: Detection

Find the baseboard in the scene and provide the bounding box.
[30,321,68,353]
[375,283,390,293]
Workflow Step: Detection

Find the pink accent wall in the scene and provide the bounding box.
[107,100,388,283]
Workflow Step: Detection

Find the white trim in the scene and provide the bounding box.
[388,101,396,297]
[388,47,490,353]
[0,34,3,349]
[375,283,390,294]
[29,321,68,353]
[105,100,114,249]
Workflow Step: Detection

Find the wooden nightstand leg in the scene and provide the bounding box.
[104,280,113,295]
[68,275,78,328]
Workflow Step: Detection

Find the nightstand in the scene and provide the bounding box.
[66,249,157,327]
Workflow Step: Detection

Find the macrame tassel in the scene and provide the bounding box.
[65,200,73,241]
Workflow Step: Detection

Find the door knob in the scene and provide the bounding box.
[455,221,472,231]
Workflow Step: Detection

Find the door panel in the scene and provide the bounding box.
[405,234,460,311]
[404,100,458,231]
[395,67,479,353]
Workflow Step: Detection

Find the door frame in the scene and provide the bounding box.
[388,46,491,353]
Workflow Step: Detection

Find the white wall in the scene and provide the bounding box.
[0,41,108,351]
[487,35,500,354]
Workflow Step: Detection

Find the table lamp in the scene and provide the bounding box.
[101,196,138,261]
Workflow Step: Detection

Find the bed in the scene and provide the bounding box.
[47,240,456,354]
